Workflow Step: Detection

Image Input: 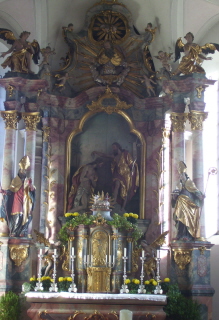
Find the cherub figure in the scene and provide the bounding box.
[173,32,219,76]
[62,23,74,36]
[54,72,73,92]
[141,74,156,97]
[154,51,173,72]
[0,29,40,73]
[39,46,56,68]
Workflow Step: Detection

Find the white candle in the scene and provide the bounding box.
[142,250,145,258]
[54,249,57,255]
[39,248,42,255]
[120,309,133,320]
[71,247,74,256]
[109,255,111,264]
[124,248,127,257]
[87,255,89,264]
[157,249,160,258]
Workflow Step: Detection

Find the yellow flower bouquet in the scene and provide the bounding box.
[58,276,73,292]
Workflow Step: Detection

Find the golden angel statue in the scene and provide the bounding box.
[0,28,40,73]
[173,32,219,76]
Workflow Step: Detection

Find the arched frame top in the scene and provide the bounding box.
[64,109,146,219]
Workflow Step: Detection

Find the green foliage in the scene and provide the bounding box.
[58,213,143,244]
[164,284,201,320]
[0,291,21,320]
[58,213,96,243]
[108,213,143,242]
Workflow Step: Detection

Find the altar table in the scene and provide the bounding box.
[26,292,167,320]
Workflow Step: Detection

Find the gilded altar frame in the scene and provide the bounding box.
[64,106,146,219]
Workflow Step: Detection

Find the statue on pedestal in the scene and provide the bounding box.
[171,161,204,241]
[0,156,36,237]
[0,29,40,74]
[173,32,219,76]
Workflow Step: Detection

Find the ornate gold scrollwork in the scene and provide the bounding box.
[108,311,119,320]
[87,266,111,292]
[195,86,205,99]
[9,245,29,266]
[34,229,50,247]
[162,127,170,142]
[199,246,206,255]
[7,84,15,97]
[42,126,50,142]
[188,111,208,131]
[0,110,21,129]
[68,311,85,320]
[88,10,129,45]
[127,237,133,243]
[111,234,119,240]
[170,112,188,132]
[173,248,192,270]
[87,87,132,114]
[22,112,41,131]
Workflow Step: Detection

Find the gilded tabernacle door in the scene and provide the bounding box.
[65,102,146,218]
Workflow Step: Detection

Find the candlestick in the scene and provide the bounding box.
[68,247,77,292]
[138,255,146,293]
[154,253,163,294]
[120,254,129,293]
[49,250,58,292]
[34,249,44,292]
[72,247,74,256]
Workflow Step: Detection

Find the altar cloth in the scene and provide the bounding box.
[26,292,166,302]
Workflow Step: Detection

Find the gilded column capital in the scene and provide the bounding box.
[42,126,50,142]
[22,112,41,131]
[170,112,188,132]
[0,110,21,129]
[188,111,208,131]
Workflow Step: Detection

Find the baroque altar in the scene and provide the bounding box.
[0,0,217,319]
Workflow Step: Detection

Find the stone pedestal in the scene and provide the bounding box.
[170,241,214,320]
[0,237,36,293]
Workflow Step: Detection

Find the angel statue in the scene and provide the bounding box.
[173,32,219,76]
[154,51,173,72]
[0,29,40,74]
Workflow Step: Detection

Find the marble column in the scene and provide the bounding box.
[170,112,188,187]
[40,122,50,235]
[22,112,41,182]
[188,111,208,239]
[170,112,187,239]
[0,111,21,189]
[22,112,41,237]
[0,111,21,236]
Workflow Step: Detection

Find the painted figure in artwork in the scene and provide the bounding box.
[0,156,35,237]
[92,142,139,211]
[67,158,103,213]
[173,32,219,76]
[0,29,40,73]
[171,161,204,241]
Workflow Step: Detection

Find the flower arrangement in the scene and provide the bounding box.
[123,212,138,224]
[124,278,140,293]
[58,277,72,292]
[29,276,53,291]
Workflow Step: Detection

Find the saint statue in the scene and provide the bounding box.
[92,142,139,211]
[172,161,204,241]
[0,156,35,237]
